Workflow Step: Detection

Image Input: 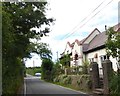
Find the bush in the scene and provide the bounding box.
[77,74,91,90]
[50,63,64,81]
[41,58,53,81]
[86,79,92,89]
[109,73,120,95]
[2,58,24,95]
[82,60,89,74]
[26,67,41,76]
[53,77,59,82]
[62,76,72,85]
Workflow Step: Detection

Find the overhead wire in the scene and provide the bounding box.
[61,0,114,40]
[52,0,114,58]
[60,0,106,40]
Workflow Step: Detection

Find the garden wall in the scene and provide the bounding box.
[53,74,92,92]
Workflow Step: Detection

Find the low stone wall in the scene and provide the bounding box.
[53,74,92,92]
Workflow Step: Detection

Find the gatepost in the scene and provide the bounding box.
[102,60,113,94]
[89,62,100,90]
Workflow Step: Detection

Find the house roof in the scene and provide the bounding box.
[67,41,75,48]
[75,39,80,45]
[83,23,120,53]
[83,31,107,52]
[82,28,101,44]
[67,39,83,49]
[80,38,86,45]
[113,23,120,31]
[73,38,86,46]
[61,23,120,55]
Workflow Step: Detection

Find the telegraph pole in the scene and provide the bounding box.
[33,60,35,73]
[33,60,35,68]
[56,51,58,62]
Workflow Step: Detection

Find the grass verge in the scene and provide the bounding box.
[51,82,92,94]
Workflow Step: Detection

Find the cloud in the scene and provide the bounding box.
[25,53,42,67]
[25,0,119,67]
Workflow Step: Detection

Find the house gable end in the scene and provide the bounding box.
[83,28,101,44]
[64,41,73,54]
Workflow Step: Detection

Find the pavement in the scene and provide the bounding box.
[23,74,90,96]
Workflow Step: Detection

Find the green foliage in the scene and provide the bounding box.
[53,75,71,85]
[53,74,91,92]
[50,62,64,81]
[63,76,72,84]
[60,54,71,67]
[76,75,91,91]
[106,27,120,58]
[106,27,120,95]
[26,67,41,76]
[2,58,25,95]
[82,60,89,74]
[2,2,54,59]
[41,58,53,81]
[33,43,52,59]
[106,27,120,69]
[109,73,120,95]
[2,2,53,94]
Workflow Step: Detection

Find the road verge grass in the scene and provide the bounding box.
[52,82,92,94]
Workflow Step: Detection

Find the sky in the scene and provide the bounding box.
[25,0,119,67]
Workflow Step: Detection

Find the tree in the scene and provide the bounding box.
[60,54,71,67]
[51,61,64,80]
[3,2,54,59]
[106,27,120,71]
[26,42,52,59]
[105,26,120,95]
[41,58,54,81]
[34,43,52,59]
[2,2,54,94]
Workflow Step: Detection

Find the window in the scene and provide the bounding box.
[100,55,109,61]
[89,58,94,62]
[67,50,69,53]
[74,54,78,60]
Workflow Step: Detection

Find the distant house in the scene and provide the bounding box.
[60,23,120,74]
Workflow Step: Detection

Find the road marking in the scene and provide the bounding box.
[24,79,26,96]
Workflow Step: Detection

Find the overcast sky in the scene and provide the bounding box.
[25,0,119,67]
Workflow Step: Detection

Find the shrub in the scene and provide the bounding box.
[41,58,53,81]
[82,60,89,74]
[62,75,68,79]
[77,74,91,90]
[109,73,120,95]
[63,76,72,84]
[2,58,24,95]
[86,79,92,89]
[50,63,64,81]
[53,77,59,82]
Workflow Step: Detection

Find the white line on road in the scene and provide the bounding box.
[24,79,26,96]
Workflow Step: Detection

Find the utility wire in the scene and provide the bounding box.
[61,0,114,40]
[53,0,114,56]
[60,0,106,40]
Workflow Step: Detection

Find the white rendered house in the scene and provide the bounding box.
[60,24,120,74]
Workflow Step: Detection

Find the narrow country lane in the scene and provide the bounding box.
[24,74,90,96]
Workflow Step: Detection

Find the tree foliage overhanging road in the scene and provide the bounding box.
[2,2,54,95]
